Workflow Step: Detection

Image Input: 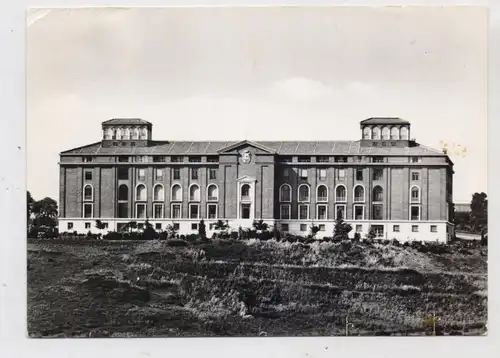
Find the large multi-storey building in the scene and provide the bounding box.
[58,117,454,242]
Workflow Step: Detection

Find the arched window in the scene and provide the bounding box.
[105,128,113,140]
[372,127,381,140]
[132,128,139,140]
[207,184,218,201]
[190,184,200,201]
[118,184,128,201]
[153,184,164,201]
[372,186,383,202]
[111,128,117,140]
[136,184,146,201]
[411,186,420,203]
[83,185,93,201]
[401,126,409,140]
[171,184,182,201]
[391,126,400,140]
[280,184,291,202]
[317,185,328,202]
[381,126,390,140]
[354,185,364,202]
[363,127,372,139]
[335,185,346,202]
[140,127,147,139]
[116,128,123,140]
[241,184,250,199]
[124,128,130,140]
[298,184,310,202]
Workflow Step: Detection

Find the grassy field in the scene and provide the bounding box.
[27,238,488,337]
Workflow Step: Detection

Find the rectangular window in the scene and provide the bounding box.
[372,157,384,163]
[209,168,217,180]
[155,168,163,180]
[299,205,309,220]
[84,170,92,181]
[83,203,93,218]
[136,204,146,219]
[430,225,438,233]
[393,225,400,232]
[138,223,144,230]
[135,156,148,163]
[412,225,419,232]
[372,225,384,237]
[155,223,162,230]
[412,172,420,181]
[372,169,383,181]
[173,168,181,180]
[283,169,290,180]
[191,223,198,230]
[85,222,91,229]
[281,223,289,232]
[411,157,421,163]
[337,169,346,180]
[356,168,363,181]
[300,169,308,179]
[372,204,383,220]
[282,156,293,163]
[118,156,130,163]
[317,156,329,163]
[137,169,146,181]
[319,169,327,180]
[335,205,346,220]
[173,223,180,230]
[191,168,199,180]
[356,224,362,233]
[118,203,128,218]
[103,223,108,229]
[411,206,420,221]
[300,224,308,232]
[171,156,183,163]
[118,167,129,180]
[319,224,326,232]
[82,156,93,162]
[207,156,218,163]
[189,156,201,163]
[280,204,291,220]
[172,204,181,219]
[207,204,218,219]
[241,204,251,219]
[335,156,348,163]
[355,156,363,163]
[153,156,166,163]
[189,204,200,219]
[317,205,327,220]
[298,156,311,163]
[67,222,73,230]
[354,205,364,220]
[153,204,164,219]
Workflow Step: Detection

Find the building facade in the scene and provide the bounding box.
[58,117,455,242]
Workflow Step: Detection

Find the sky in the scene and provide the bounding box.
[26,6,488,202]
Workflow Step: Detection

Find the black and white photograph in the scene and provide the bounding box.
[25,5,488,338]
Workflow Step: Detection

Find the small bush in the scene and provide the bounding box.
[166,239,188,247]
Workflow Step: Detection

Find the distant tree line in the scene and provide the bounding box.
[27,191,59,238]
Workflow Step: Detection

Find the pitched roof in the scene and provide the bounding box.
[102,118,152,126]
[60,140,445,156]
[360,117,410,125]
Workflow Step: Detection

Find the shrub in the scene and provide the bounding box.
[186,234,199,242]
[353,233,361,242]
[179,234,186,241]
[103,231,121,240]
[333,211,352,240]
[166,239,188,247]
[230,231,239,240]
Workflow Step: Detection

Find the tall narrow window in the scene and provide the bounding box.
[280,184,291,202]
[118,167,129,180]
[372,186,383,202]
[153,184,164,201]
[372,127,381,140]
[335,185,346,202]
[135,203,146,218]
[335,205,346,220]
[189,204,200,219]
[372,168,383,181]
[209,168,217,180]
[155,168,163,180]
[317,205,327,220]
[280,204,291,220]
[319,169,327,180]
[401,126,409,140]
[381,127,390,140]
[298,185,310,202]
[317,185,328,202]
[83,185,93,201]
[356,168,363,181]
[137,169,146,181]
[207,204,218,219]
[241,184,251,200]
[83,203,93,218]
[136,184,146,201]
[118,184,128,201]
[300,169,308,179]
[354,205,364,220]
[153,204,164,219]
[191,168,199,180]
[189,185,200,201]
[298,204,309,220]
[173,168,181,180]
[84,170,92,181]
[411,186,420,203]
[207,184,218,201]
[354,185,364,202]
[171,204,181,219]
[283,169,290,180]
[390,127,400,140]
[363,127,372,139]
[171,184,182,201]
[410,205,420,221]
[337,169,346,180]
[372,204,383,220]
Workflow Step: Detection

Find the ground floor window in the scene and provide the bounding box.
[412,225,419,232]
[353,205,364,220]
[372,225,384,237]
[335,204,346,220]
[300,224,307,232]
[241,203,251,219]
[83,203,93,218]
[430,225,437,233]
[173,223,180,230]
[189,204,200,219]
[299,205,309,220]
[153,204,164,219]
[410,205,420,221]
[85,222,91,229]
[136,203,146,218]
[280,204,291,220]
[155,223,162,230]
[191,223,198,230]
[138,223,144,230]
[171,204,182,219]
[319,224,326,231]
[281,223,289,232]
[317,205,327,220]
[393,225,400,232]
[67,222,73,230]
[207,204,218,219]
[356,224,362,233]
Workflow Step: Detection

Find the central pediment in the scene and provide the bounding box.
[217,140,276,154]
